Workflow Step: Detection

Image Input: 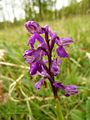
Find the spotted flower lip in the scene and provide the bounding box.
[24,20,77,98]
[25,21,43,34]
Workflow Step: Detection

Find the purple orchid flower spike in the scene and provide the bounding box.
[23,20,78,98]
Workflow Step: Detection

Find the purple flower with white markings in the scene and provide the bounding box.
[23,20,78,98]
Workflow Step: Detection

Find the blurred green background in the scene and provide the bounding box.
[0,0,90,120]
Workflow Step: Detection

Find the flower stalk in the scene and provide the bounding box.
[56,98,64,120]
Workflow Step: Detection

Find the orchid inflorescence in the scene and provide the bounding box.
[23,21,78,98]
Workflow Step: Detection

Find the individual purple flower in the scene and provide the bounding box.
[25,21,43,34]
[23,49,42,64]
[23,20,78,98]
[55,37,73,58]
[23,49,47,76]
[53,82,78,96]
[64,85,78,96]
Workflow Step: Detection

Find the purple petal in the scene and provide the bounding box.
[25,21,42,34]
[37,66,49,78]
[23,49,34,58]
[51,65,60,76]
[60,38,73,46]
[56,46,69,58]
[50,32,58,49]
[23,49,35,64]
[65,85,78,96]
[28,33,44,49]
[35,78,45,90]
[38,42,48,55]
[25,57,34,64]
[38,42,47,50]
[23,49,42,64]
[30,62,41,75]
[56,38,73,46]
[30,50,42,63]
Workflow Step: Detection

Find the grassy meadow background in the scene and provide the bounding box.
[0,15,90,120]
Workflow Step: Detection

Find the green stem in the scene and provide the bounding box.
[55,98,64,120]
